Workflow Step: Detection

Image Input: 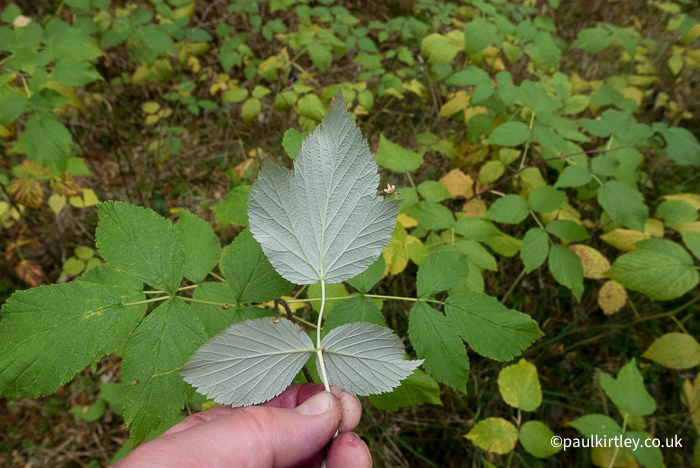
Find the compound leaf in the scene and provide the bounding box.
[369,368,442,411]
[122,297,207,444]
[174,209,221,283]
[180,317,313,407]
[324,295,386,331]
[417,249,471,298]
[0,281,144,398]
[445,292,543,361]
[248,91,399,284]
[219,229,293,303]
[96,201,185,293]
[346,256,385,293]
[320,322,423,396]
[597,181,648,232]
[408,302,469,392]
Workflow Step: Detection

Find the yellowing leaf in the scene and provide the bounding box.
[48,193,67,215]
[600,228,648,251]
[15,260,44,287]
[465,417,518,455]
[676,221,700,233]
[497,359,542,411]
[644,218,665,238]
[598,280,627,315]
[142,102,160,114]
[383,242,409,275]
[591,446,638,468]
[69,189,99,208]
[397,213,418,228]
[642,332,700,369]
[439,168,474,198]
[684,374,700,433]
[439,92,469,117]
[568,244,610,279]
[663,193,700,210]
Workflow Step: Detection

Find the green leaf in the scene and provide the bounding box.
[600,359,656,416]
[174,210,221,283]
[320,322,423,395]
[219,229,292,303]
[465,417,518,455]
[0,87,28,124]
[569,414,622,438]
[446,66,491,86]
[484,195,530,224]
[307,282,349,313]
[408,302,469,392]
[0,282,144,397]
[182,317,312,408]
[282,128,310,160]
[445,292,543,361]
[682,230,700,260]
[346,256,385,293]
[642,332,700,369]
[597,181,648,232]
[13,113,72,173]
[248,92,399,284]
[606,239,699,301]
[70,399,106,422]
[417,249,470,298]
[498,359,542,412]
[140,25,174,52]
[463,18,496,56]
[656,199,698,228]
[528,186,565,213]
[297,94,326,121]
[403,201,454,230]
[519,421,561,458]
[421,33,462,64]
[548,244,584,301]
[52,59,102,86]
[625,432,665,468]
[571,27,613,52]
[190,282,275,337]
[308,43,332,71]
[123,297,206,444]
[520,228,549,273]
[545,220,590,242]
[241,98,261,121]
[212,185,252,227]
[96,201,185,293]
[479,160,505,185]
[417,180,451,202]
[455,239,497,271]
[369,368,441,411]
[660,127,700,165]
[324,295,386,331]
[487,122,531,147]
[376,135,423,173]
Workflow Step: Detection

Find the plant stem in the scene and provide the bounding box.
[209,271,225,282]
[123,295,170,306]
[316,280,331,392]
[607,412,628,468]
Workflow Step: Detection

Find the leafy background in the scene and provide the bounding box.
[1,0,700,467]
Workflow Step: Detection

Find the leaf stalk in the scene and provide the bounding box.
[316,279,331,392]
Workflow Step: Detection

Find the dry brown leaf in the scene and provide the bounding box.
[598,280,627,315]
[568,244,611,279]
[9,178,44,209]
[234,159,254,178]
[439,168,474,198]
[15,260,44,287]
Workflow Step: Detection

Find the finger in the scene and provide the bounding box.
[326,432,372,468]
[162,405,238,436]
[116,391,344,468]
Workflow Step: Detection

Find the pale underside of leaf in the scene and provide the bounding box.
[248,91,399,284]
[318,322,423,396]
[180,318,314,407]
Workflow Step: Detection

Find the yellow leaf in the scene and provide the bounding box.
[598,280,627,315]
[48,193,67,215]
[463,106,488,123]
[406,236,428,265]
[591,446,638,467]
[439,91,469,117]
[0,124,11,137]
[145,115,160,125]
[644,218,665,237]
[397,213,418,228]
[622,87,643,107]
[676,221,700,233]
[685,373,700,433]
[568,244,610,279]
[142,101,160,114]
[383,242,409,275]
[462,198,487,217]
[628,75,660,87]
[439,168,474,198]
[69,189,99,208]
[662,193,700,210]
[600,228,648,251]
[402,79,426,98]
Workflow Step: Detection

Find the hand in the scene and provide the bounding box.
[112,384,372,468]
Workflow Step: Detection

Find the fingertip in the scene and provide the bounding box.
[326,432,372,468]
[329,386,362,433]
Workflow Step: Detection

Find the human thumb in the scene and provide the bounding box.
[114,391,342,468]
